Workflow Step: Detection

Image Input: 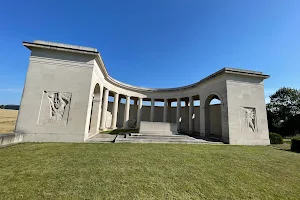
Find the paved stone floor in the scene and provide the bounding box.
[85,134,117,143]
[86,133,223,144]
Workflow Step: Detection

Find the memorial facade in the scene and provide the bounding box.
[15,40,270,145]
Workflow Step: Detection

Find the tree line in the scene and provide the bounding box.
[267,87,300,137]
[0,105,20,110]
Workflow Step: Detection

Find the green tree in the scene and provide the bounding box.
[267,87,300,136]
[0,105,4,109]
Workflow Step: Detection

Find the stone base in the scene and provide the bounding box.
[139,121,178,135]
[23,133,85,142]
[0,133,24,147]
[229,138,270,145]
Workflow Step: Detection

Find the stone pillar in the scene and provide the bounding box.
[185,99,189,131]
[111,93,119,129]
[220,102,229,143]
[136,98,143,128]
[189,96,194,133]
[89,98,101,135]
[150,98,155,122]
[163,99,168,122]
[98,85,104,130]
[200,95,206,137]
[123,96,131,128]
[176,98,181,131]
[100,88,109,130]
[168,99,172,122]
[89,84,103,134]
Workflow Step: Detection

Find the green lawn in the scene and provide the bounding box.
[1,143,300,199]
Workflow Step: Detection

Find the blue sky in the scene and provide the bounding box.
[0,0,300,105]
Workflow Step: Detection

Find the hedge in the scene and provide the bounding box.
[269,132,283,144]
[291,138,300,152]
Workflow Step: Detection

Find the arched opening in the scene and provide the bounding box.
[204,94,222,139]
[88,83,101,137]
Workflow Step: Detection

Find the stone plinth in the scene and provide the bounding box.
[0,133,24,147]
[139,121,178,135]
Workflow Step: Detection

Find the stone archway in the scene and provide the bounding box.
[204,93,222,139]
[88,83,101,137]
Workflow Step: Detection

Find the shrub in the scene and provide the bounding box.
[291,138,300,153]
[269,132,283,144]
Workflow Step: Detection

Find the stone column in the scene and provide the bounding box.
[189,96,194,133]
[111,93,119,129]
[176,98,181,131]
[168,99,172,122]
[136,98,143,128]
[89,97,101,135]
[100,88,109,130]
[90,84,103,134]
[220,102,229,143]
[163,99,168,122]
[185,99,189,131]
[98,85,104,130]
[150,98,155,122]
[123,96,131,128]
[200,95,206,137]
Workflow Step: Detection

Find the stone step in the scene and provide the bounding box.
[126,135,196,140]
[115,138,220,144]
[115,134,222,144]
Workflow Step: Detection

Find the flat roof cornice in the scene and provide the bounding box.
[23,40,270,92]
[23,40,99,55]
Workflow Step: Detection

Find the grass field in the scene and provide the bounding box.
[0,109,18,133]
[1,143,300,199]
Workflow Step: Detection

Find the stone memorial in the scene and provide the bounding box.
[14,40,270,145]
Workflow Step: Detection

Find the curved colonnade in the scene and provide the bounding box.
[89,69,225,138]
[18,41,270,145]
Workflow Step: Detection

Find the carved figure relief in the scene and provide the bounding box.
[38,91,72,125]
[47,92,71,122]
[240,107,256,132]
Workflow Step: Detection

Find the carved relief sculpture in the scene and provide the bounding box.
[240,107,256,132]
[38,91,72,125]
[47,92,71,122]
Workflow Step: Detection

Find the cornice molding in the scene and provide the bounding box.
[23,40,270,93]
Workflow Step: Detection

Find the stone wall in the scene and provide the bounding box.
[16,49,94,142]
[226,75,270,145]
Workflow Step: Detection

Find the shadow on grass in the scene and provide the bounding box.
[271,143,292,152]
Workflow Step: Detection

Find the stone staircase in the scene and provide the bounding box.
[114,133,223,144]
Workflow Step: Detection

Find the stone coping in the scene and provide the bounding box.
[23,40,270,92]
[23,41,99,55]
